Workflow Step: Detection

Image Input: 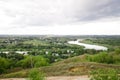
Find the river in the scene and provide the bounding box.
[68,39,108,50]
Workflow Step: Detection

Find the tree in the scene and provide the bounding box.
[17,56,49,68]
[0,57,10,74]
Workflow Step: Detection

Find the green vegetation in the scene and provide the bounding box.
[87,52,113,64]
[87,52,120,64]
[82,36,120,51]
[17,56,49,68]
[28,68,45,80]
[90,69,120,80]
[24,39,49,46]
[1,55,120,78]
[0,57,10,74]
[0,35,120,79]
[0,36,88,75]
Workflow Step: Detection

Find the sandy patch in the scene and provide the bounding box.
[0,76,90,80]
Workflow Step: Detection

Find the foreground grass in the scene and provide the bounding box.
[0,55,120,78]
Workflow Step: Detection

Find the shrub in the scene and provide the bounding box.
[113,55,120,64]
[33,56,49,68]
[17,56,49,68]
[27,68,45,80]
[87,52,114,64]
[0,57,10,74]
[115,48,120,55]
[90,69,120,80]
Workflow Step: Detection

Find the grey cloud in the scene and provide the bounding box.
[1,0,120,27]
[76,0,120,21]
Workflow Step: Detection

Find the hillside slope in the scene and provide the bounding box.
[0,54,120,78]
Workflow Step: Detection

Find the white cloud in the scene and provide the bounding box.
[1,18,120,35]
[0,0,120,35]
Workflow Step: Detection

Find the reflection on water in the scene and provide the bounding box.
[68,40,108,50]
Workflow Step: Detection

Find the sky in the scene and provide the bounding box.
[0,0,120,35]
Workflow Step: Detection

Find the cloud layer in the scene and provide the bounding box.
[0,0,120,35]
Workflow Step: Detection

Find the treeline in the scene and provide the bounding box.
[86,36,120,46]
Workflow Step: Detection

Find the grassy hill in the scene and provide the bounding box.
[1,54,120,78]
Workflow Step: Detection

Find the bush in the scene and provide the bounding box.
[113,55,120,64]
[0,57,10,74]
[115,48,120,55]
[28,68,45,80]
[33,56,49,68]
[90,69,120,80]
[17,56,49,68]
[87,52,114,64]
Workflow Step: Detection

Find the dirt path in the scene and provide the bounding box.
[0,76,90,80]
[47,76,89,80]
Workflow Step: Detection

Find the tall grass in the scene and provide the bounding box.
[27,68,45,80]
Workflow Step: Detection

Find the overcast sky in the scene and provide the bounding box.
[0,0,120,35]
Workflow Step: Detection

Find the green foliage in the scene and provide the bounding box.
[0,70,27,78]
[1,36,120,76]
[90,69,120,80]
[7,51,24,61]
[0,57,10,74]
[87,51,120,64]
[17,56,49,68]
[113,55,120,64]
[28,68,45,80]
[24,39,49,46]
[33,56,49,68]
[87,52,114,64]
[115,48,120,55]
[84,36,120,47]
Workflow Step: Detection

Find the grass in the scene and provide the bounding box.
[90,69,120,80]
[1,54,120,78]
[23,40,50,46]
[0,70,28,78]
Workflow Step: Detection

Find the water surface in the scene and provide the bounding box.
[68,40,108,50]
